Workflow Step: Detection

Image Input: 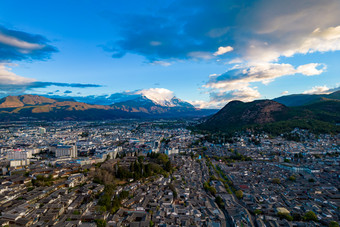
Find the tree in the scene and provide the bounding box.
[303,211,318,222]
[98,194,111,210]
[254,209,262,215]
[278,212,293,221]
[157,153,169,165]
[120,191,129,200]
[80,131,89,137]
[308,178,315,183]
[95,219,107,227]
[235,190,243,199]
[288,175,296,181]
[329,221,339,227]
[272,178,281,184]
[96,206,107,214]
[208,186,217,196]
[215,196,224,209]
[164,160,171,172]
[292,213,302,221]
[138,156,144,163]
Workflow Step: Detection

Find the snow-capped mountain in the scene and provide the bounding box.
[134,88,190,107]
[110,95,196,114]
[130,95,195,108]
[45,88,195,108]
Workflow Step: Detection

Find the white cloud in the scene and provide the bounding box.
[281,91,289,95]
[213,46,233,56]
[0,63,36,85]
[189,86,261,109]
[0,33,44,51]
[205,62,325,92]
[202,62,326,107]
[188,100,217,109]
[241,0,340,63]
[209,87,261,104]
[285,26,340,56]
[151,61,171,66]
[231,87,261,102]
[187,51,213,60]
[296,63,326,76]
[150,41,162,46]
[228,58,243,64]
[201,1,339,107]
[302,85,331,94]
[245,25,340,63]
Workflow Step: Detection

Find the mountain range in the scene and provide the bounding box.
[43,90,197,107]
[0,90,339,130]
[197,90,340,135]
[0,94,216,121]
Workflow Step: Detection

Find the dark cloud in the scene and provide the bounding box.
[102,0,340,64]
[102,0,240,61]
[32,82,102,88]
[0,81,102,95]
[0,25,58,62]
[64,90,72,94]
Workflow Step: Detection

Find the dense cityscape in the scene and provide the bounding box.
[0,121,338,226]
[1,0,340,226]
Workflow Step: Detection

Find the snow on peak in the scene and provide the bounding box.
[135,88,176,106]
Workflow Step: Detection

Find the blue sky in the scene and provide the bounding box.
[0,0,339,108]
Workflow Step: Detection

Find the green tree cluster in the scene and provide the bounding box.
[32,174,54,187]
[303,211,318,222]
[235,190,243,199]
[272,178,281,184]
[278,212,293,221]
[203,182,217,196]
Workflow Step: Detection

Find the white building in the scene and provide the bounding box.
[165,148,179,155]
[55,145,77,158]
[38,127,46,135]
[7,150,32,160]
[10,159,30,167]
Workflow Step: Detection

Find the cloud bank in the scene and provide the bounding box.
[103,0,340,107]
[0,25,101,96]
[0,63,101,96]
[302,85,340,95]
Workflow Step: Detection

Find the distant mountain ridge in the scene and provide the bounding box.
[0,94,216,121]
[42,92,195,108]
[273,90,340,106]
[0,95,56,108]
